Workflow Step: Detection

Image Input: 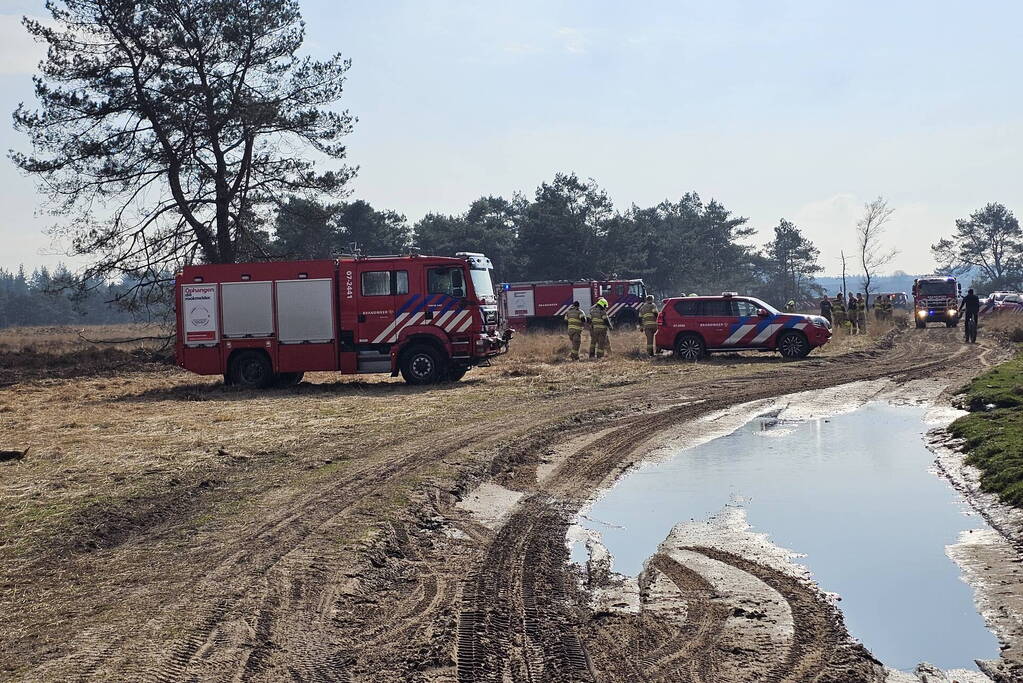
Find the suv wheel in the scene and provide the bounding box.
[674,333,706,361]
[777,331,810,359]
[400,345,445,385]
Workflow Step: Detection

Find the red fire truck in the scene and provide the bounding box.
[912,275,961,328]
[175,252,508,387]
[499,278,646,330]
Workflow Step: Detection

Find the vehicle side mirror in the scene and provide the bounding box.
[757,309,770,317]
[453,287,464,298]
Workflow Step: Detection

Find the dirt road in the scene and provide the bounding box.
[1,326,1016,681]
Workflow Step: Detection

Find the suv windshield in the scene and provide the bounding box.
[746,297,780,315]
[918,280,956,296]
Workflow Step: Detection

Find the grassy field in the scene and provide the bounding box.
[0,324,171,354]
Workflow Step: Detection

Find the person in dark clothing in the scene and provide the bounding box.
[820,296,833,324]
[961,288,980,343]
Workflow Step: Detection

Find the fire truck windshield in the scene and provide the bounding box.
[917,280,956,296]
[629,283,644,297]
[468,267,496,303]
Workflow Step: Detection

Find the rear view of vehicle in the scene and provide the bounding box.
[912,276,961,328]
[499,278,646,330]
[655,293,831,360]
[879,292,910,310]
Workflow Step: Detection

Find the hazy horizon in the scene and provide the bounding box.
[2,0,1021,276]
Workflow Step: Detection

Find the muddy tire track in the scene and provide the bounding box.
[686,547,880,683]
[642,554,730,682]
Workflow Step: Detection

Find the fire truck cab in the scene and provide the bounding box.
[912,276,961,328]
[175,253,508,387]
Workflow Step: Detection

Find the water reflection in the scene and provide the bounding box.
[573,402,999,671]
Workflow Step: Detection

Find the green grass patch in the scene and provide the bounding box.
[951,350,1023,507]
[956,352,1023,410]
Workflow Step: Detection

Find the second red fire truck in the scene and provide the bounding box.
[499,278,647,330]
[912,275,961,328]
[175,252,508,387]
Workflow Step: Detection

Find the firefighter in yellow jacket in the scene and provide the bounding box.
[636,295,659,356]
[589,298,612,358]
[832,294,847,331]
[563,301,585,360]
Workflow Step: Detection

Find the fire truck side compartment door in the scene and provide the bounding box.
[573,287,592,311]
[507,289,535,317]
[276,279,335,343]
[182,284,219,346]
[221,281,274,337]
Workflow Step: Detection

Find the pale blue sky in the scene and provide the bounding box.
[1,0,1021,274]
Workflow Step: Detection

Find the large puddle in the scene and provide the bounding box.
[572,401,999,671]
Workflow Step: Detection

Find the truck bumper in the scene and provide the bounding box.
[471,331,511,362]
[916,309,958,322]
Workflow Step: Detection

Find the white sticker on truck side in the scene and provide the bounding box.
[182,284,219,344]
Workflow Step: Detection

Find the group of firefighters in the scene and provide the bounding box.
[563,295,661,359]
[819,292,897,334]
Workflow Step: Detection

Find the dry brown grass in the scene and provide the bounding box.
[0,324,171,354]
[981,312,1023,342]
[504,320,891,366]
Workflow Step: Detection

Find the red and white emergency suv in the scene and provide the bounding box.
[655,293,832,360]
[499,278,646,330]
[982,291,1023,316]
[175,252,508,387]
[912,276,961,328]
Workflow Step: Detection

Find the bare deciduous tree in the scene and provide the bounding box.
[856,196,897,318]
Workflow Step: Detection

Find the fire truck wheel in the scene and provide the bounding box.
[446,366,468,382]
[399,345,445,385]
[777,331,810,359]
[673,333,706,361]
[229,350,274,389]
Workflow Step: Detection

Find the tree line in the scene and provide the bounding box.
[0,266,135,329]
[266,172,826,306]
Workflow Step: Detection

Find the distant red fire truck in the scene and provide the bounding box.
[912,275,961,328]
[175,252,508,387]
[499,278,646,329]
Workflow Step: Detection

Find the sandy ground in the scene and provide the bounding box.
[1,324,1020,682]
